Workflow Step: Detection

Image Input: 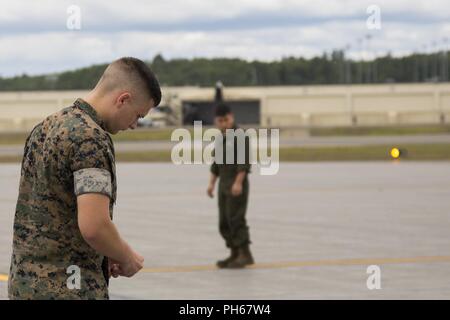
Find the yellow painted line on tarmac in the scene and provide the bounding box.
[141,255,450,274]
[1,255,449,280]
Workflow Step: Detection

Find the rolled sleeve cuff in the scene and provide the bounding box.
[74,168,112,198]
[210,163,219,176]
[236,164,251,173]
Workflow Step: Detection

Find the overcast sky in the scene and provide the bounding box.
[0,0,449,77]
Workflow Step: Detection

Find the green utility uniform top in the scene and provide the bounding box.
[8,98,116,300]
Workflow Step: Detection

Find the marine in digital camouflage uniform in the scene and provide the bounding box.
[8,98,116,299]
[8,57,161,300]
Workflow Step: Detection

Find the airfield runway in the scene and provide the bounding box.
[1,134,450,156]
[0,162,449,299]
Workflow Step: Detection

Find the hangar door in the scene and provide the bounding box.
[182,100,260,125]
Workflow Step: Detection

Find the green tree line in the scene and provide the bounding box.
[0,51,449,91]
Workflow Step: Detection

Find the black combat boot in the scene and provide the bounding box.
[226,245,254,269]
[216,247,238,268]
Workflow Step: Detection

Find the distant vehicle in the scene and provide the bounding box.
[137,106,177,128]
[137,118,154,128]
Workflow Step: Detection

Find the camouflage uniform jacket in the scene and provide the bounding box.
[8,98,117,300]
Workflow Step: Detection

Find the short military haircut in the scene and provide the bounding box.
[98,57,162,107]
[215,103,232,117]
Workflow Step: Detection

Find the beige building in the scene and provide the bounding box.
[1,83,450,131]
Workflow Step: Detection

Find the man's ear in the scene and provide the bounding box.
[116,92,131,108]
[149,98,156,111]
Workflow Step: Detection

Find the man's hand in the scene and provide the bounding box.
[208,173,218,198]
[231,171,246,197]
[109,258,121,278]
[231,181,243,196]
[207,183,215,198]
[78,193,144,278]
[109,250,144,278]
[110,250,144,278]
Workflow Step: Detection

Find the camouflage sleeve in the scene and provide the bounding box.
[74,168,112,198]
[70,136,114,199]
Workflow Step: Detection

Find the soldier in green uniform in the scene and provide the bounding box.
[8,57,161,299]
[207,104,254,269]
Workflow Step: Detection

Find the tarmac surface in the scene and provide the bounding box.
[1,134,450,156]
[0,162,450,299]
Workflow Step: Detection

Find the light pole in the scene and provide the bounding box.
[365,34,373,83]
[431,41,438,81]
[414,48,420,82]
[442,37,449,82]
[345,44,352,84]
[339,48,346,84]
[422,44,428,82]
[357,37,364,83]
